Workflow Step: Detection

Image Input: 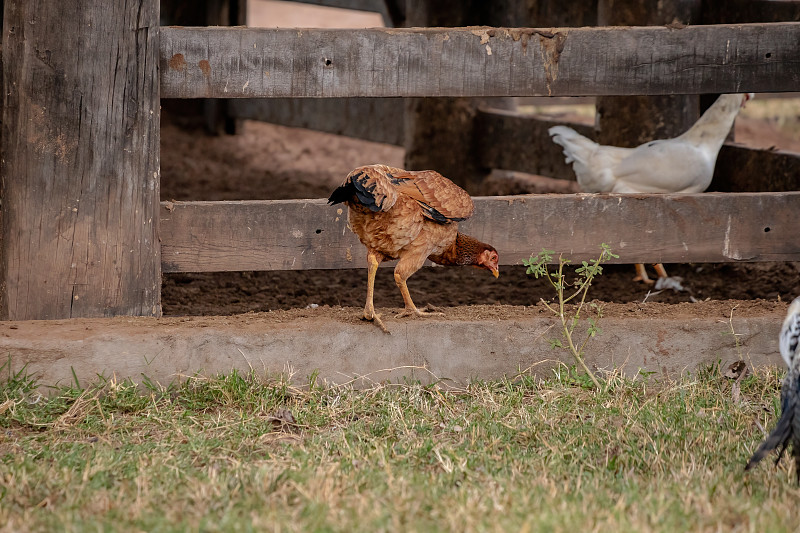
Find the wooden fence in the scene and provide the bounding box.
[161,25,799,98]
[1,0,799,320]
[159,22,800,270]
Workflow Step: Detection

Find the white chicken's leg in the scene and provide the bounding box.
[363,250,390,334]
[633,263,669,284]
[653,263,668,279]
[633,263,654,284]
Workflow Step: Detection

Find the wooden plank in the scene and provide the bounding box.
[599,0,699,26]
[478,0,597,27]
[159,193,800,273]
[204,0,248,135]
[228,98,405,145]
[1,0,161,320]
[703,0,800,24]
[159,23,800,99]
[711,145,800,192]
[595,0,701,147]
[475,109,590,180]
[476,109,800,192]
[290,0,396,25]
[290,0,388,13]
[161,0,247,134]
[401,0,497,192]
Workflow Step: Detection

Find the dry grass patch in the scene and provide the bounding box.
[1,363,799,532]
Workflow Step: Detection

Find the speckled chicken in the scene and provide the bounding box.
[549,93,752,284]
[745,297,800,480]
[328,164,499,333]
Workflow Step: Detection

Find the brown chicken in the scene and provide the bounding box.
[328,164,499,333]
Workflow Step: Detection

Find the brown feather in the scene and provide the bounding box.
[356,165,401,212]
[392,170,475,221]
[429,233,496,266]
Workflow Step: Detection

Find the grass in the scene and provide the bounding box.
[1,364,799,532]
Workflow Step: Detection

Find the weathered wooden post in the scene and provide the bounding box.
[161,0,246,134]
[201,0,247,135]
[595,0,702,146]
[402,0,597,192]
[1,0,161,320]
[402,0,486,192]
[702,0,800,24]
[480,0,597,27]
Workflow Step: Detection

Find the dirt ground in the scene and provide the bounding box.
[159,110,800,320]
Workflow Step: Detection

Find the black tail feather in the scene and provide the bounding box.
[745,398,795,471]
[328,182,356,206]
[746,300,800,480]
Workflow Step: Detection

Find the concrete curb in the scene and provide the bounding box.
[0,311,783,389]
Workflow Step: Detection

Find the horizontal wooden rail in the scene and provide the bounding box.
[228,98,406,145]
[290,0,388,13]
[159,192,800,272]
[476,109,593,180]
[160,23,800,98]
[290,0,397,25]
[711,145,800,192]
[702,0,800,24]
[476,109,800,192]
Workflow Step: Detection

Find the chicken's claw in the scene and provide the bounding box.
[421,304,446,314]
[395,305,445,319]
[362,312,391,334]
[633,263,655,285]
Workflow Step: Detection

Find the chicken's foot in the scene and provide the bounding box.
[653,263,669,279]
[633,263,669,284]
[633,263,654,284]
[364,251,391,334]
[362,312,390,334]
[395,272,444,319]
[395,306,445,319]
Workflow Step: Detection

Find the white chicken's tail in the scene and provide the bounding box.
[547,126,598,167]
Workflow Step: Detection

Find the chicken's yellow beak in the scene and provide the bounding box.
[492,268,500,279]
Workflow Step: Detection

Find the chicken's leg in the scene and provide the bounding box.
[394,262,444,319]
[363,251,390,334]
[633,263,654,284]
[653,263,668,279]
[633,263,669,284]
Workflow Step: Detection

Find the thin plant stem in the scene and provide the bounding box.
[525,245,616,391]
[553,255,601,389]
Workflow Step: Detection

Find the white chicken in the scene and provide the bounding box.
[549,93,752,283]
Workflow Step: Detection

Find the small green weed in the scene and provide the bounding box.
[523,243,619,389]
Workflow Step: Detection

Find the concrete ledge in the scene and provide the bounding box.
[0,305,785,389]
